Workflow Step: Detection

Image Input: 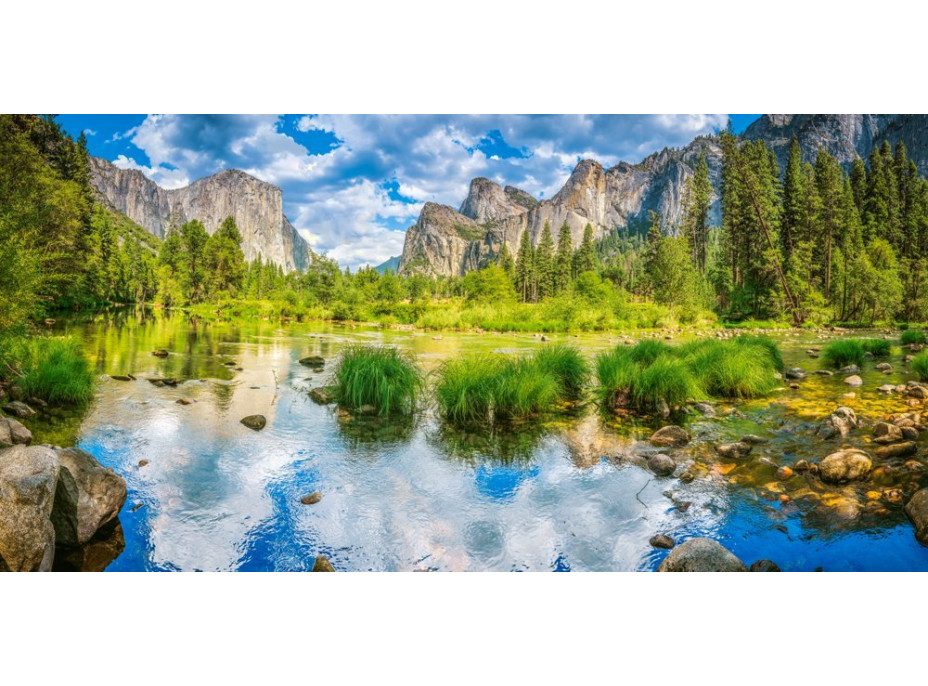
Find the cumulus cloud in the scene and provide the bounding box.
[110,114,727,269]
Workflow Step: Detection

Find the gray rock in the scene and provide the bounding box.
[905,488,928,546]
[657,538,747,572]
[874,441,918,459]
[839,365,860,374]
[843,375,863,386]
[90,156,310,272]
[240,415,267,430]
[2,401,36,418]
[815,406,858,440]
[908,385,928,400]
[692,402,715,417]
[50,447,127,548]
[648,453,676,477]
[819,449,872,483]
[873,422,903,444]
[300,491,322,505]
[716,441,752,459]
[0,417,32,447]
[309,386,338,405]
[649,425,690,448]
[785,368,806,380]
[0,445,59,571]
[749,559,781,572]
[649,534,675,549]
[876,362,893,372]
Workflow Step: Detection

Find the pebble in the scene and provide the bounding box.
[300,491,323,505]
[649,534,675,549]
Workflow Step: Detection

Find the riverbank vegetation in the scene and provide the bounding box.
[901,329,927,345]
[822,338,892,368]
[913,351,928,382]
[332,345,422,416]
[0,335,94,405]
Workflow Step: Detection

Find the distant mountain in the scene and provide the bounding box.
[374,255,401,274]
[398,114,928,278]
[89,157,311,272]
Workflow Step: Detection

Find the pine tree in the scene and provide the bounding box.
[535,222,555,299]
[555,222,573,293]
[681,154,712,272]
[575,223,597,274]
[515,229,534,302]
[204,217,246,297]
[814,149,843,297]
[781,137,804,261]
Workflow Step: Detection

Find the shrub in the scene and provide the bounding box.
[901,329,927,345]
[333,345,422,415]
[5,336,95,405]
[912,351,928,382]
[822,339,865,368]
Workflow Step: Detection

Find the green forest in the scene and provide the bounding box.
[2,115,928,341]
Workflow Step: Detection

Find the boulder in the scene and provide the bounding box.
[815,406,858,440]
[716,441,752,459]
[50,447,127,548]
[241,415,267,430]
[649,425,690,448]
[648,453,676,477]
[2,401,36,418]
[843,375,863,386]
[873,422,904,444]
[0,445,59,571]
[905,489,928,546]
[0,417,32,447]
[657,538,747,572]
[819,449,872,483]
[874,441,918,460]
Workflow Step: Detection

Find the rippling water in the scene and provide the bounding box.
[28,310,928,571]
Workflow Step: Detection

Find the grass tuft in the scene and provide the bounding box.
[333,345,422,416]
[532,344,590,401]
[912,351,928,381]
[434,355,499,424]
[861,338,892,356]
[901,329,927,345]
[821,339,866,368]
[2,336,95,405]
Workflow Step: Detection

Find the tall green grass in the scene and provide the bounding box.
[821,340,866,368]
[861,339,891,356]
[333,345,422,415]
[902,329,927,345]
[434,345,587,425]
[912,351,928,381]
[733,334,784,371]
[1,336,95,405]
[595,337,779,414]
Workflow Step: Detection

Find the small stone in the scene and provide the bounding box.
[750,559,781,572]
[785,368,806,380]
[874,441,917,459]
[716,441,752,459]
[152,349,169,358]
[908,386,928,400]
[740,435,768,445]
[299,356,326,368]
[901,426,919,440]
[840,365,860,375]
[776,466,794,480]
[309,386,338,405]
[312,555,336,572]
[176,398,196,405]
[300,491,323,505]
[878,384,895,393]
[873,422,904,444]
[138,459,149,467]
[693,402,715,417]
[649,534,675,549]
[241,415,267,430]
[110,374,133,381]
[648,453,676,477]
[905,489,928,546]
[820,449,872,483]
[2,400,36,418]
[876,363,893,372]
[649,425,690,448]
[793,459,811,472]
[843,375,863,386]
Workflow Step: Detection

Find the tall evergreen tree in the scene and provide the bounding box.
[555,221,573,293]
[681,154,713,272]
[781,137,805,261]
[515,229,535,302]
[535,222,555,299]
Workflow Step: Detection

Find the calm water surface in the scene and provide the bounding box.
[30,310,928,571]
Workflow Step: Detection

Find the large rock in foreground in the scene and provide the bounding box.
[51,447,127,548]
[905,489,928,546]
[0,445,60,571]
[819,449,872,483]
[657,538,747,572]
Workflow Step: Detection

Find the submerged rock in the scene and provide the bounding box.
[905,489,928,546]
[692,402,715,417]
[240,415,267,431]
[0,445,59,571]
[874,441,917,459]
[908,386,928,400]
[749,559,781,572]
[2,401,36,418]
[873,422,904,444]
[648,453,676,476]
[312,554,336,572]
[657,538,747,572]
[649,534,675,549]
[110,374,134,381]
[649,425,690,448]
[299,356,326,368]
[840,365,860,375]
[152,349,169,358]
[309,386,338,405]
[876,363,893,372]
[51,447,128,548]
[785,368,806,380]
[819,449,872,483]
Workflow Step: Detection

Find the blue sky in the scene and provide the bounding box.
[59,114,761,269]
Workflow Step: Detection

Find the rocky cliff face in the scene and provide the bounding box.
[90,157,310,272]
[399,136,722,277]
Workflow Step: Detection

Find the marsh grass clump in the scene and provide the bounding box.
[861,338,892,357]
[435,346,587,426]
[822,339,866,368]
[733,334,784,371]
[901,329,927,345]
[595,337,780,414]
[912,351,928,381]
[532,344,590,400]
[7,336,95,405]
[333,345,422,416]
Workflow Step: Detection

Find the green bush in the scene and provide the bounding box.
[3,336,95,405]
[901,329,927,345]
[333,345,422,415]
[912,351,928,381]
[822,340,866,368]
